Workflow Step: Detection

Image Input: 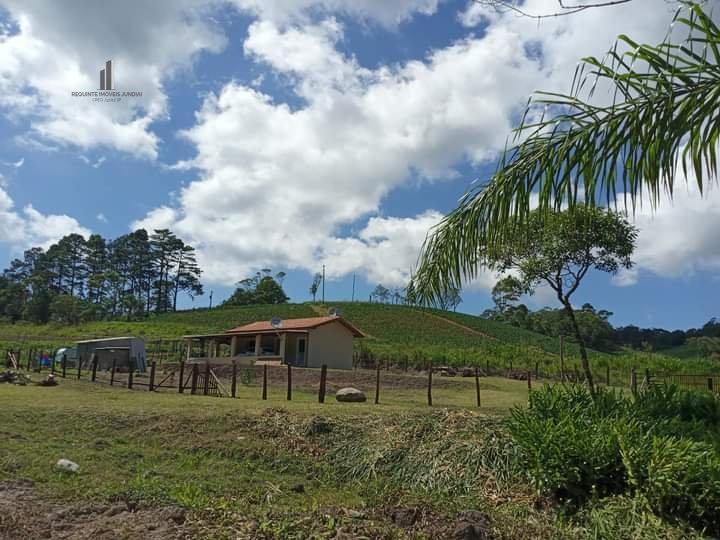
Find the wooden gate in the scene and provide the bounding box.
[181,363,229,397]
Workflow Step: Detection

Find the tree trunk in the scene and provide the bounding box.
[562,301,595,395]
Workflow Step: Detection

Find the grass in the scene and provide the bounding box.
[0,377,706,539]
[0,378,550,539]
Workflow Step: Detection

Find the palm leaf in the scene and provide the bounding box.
[415,2,720,303]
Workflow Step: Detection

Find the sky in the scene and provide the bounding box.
[0,0,717,331]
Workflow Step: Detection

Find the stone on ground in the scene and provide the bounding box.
[335,387,366,403]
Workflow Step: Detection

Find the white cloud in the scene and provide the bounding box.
[230,0,441,25]
[617,182,720,284]
[0,187,91,250]
[134,0,703,290]
[0,1,227,159]
[1,157,24,168]
[96,212,108,223]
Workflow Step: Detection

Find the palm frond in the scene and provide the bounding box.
[415,2,720,303]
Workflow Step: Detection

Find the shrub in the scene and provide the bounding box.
[511,383,720,533]
[509,385,627,504]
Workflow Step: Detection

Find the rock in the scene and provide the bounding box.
[55,458,79,473]
[335,387,367,403]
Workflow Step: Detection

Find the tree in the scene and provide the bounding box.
[371,284,390,303]
[481,206,637,393]
[309,273,322,302]
[473,0,635,20]
[491,276,525,313]
[224,270,289,306]
[415,4,719,306]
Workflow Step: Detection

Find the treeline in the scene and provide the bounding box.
[0,229,202,324]
[483,303,720,357]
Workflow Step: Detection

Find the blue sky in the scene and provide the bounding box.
[0,0,717,331]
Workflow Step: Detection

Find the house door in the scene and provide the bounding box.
[296,338,306,366]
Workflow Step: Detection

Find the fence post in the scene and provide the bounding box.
[427,366,433,407]
[91,356,98,382]
[708,378,714,392]
[262,364,267,400]
[27,349,32,371]
[559,335,565,381]
[231,360,237,398]
[630,368,637,397]
[287,363,292,401]
[203,362,210,396]
[485,358,489,375]
[61,354,67,379]
[475,367,481,407]
[127,360,134,390]
[178,361,185,393]
[77,355,82,380]
[644,368,651,389]
[606,364,610,386]
[374,363,380,405]
[110,358,116,386]
[318,365,327,403]
[534,361,539,380]
[149,361,156,392]
[191,364,199,395]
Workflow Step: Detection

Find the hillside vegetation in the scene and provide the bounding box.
[0,302,717,379]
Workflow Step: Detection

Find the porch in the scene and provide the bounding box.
[184,330,308,367]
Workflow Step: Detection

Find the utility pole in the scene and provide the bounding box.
[351,273,356,302]
[322,265,325,304]
[209,290,213,309]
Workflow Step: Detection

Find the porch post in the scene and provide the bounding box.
[279,334,287,364]
[230,335,239,357]
[208,339,215,358]
[255,334,262,356]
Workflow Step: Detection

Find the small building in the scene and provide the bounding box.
[76,337,147,372]
[184,316,365,370]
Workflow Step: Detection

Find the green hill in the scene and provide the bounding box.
[0,301,601,372]
[3,301,719,378]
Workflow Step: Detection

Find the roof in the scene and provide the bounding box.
[76,336,140,344]
[226,316,365,338]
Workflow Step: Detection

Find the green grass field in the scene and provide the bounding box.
[0,376,547,539]
[1,376,701,539]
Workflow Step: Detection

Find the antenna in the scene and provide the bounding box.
[328,307,341,317]
[270,316,283,329]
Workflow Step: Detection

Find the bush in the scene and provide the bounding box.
[510,386,627,504]
[510,384,720,534]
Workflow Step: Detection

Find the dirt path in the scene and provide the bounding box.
[0,480,193,540]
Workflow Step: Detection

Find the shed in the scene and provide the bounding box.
[184,316,364,370]
[76,337,147,372]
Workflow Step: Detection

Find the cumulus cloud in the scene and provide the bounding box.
[0,187,91,250]
[612,181,720,286]
[0,0,227,159]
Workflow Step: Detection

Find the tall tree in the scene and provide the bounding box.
[480,206,637,393]
[170,243,203,310]
[309,273,322,302]
[415,4,720,305]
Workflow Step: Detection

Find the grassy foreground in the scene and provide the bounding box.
[0,378,702,539]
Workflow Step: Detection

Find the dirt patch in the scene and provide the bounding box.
[0,480,194,540]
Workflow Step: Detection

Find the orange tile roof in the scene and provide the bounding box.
[225,316,364,337]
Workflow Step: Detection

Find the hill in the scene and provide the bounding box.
[0,301,610,373]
